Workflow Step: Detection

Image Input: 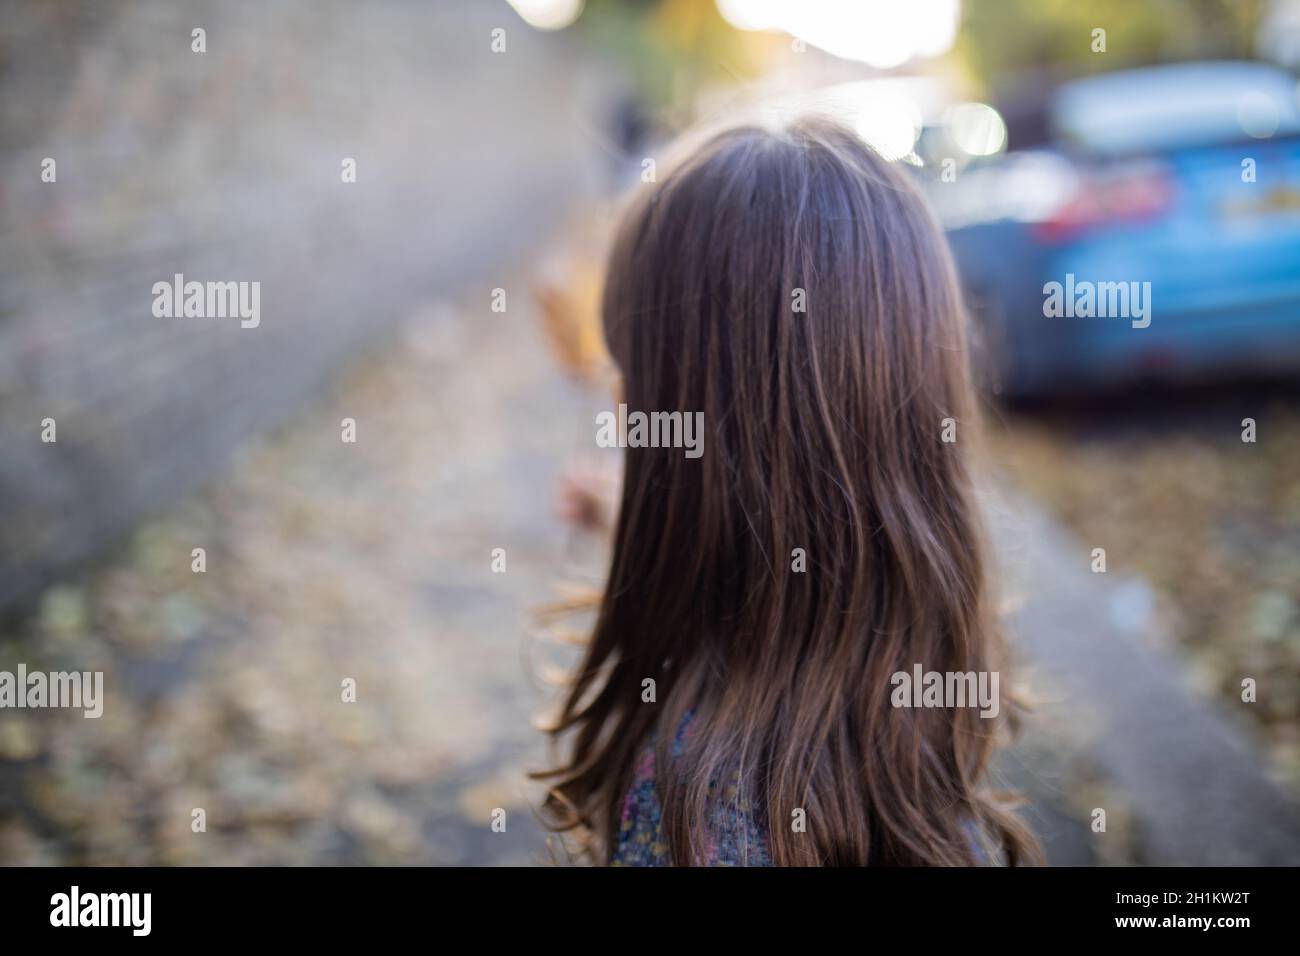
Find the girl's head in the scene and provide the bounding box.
[539,117,1037,865]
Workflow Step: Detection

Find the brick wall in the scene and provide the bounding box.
[0,0,604,608]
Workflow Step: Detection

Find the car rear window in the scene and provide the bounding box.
[1051,61,1300,154]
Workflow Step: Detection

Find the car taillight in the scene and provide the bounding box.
[1032,162,1173,243]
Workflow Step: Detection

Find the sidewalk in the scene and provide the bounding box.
[988,486,1300,865]
[0,293,580,864]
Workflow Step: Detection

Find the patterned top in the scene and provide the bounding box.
[610,715,994,866]
[611,715,772,866]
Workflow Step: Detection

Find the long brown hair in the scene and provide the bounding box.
[535,116,1039,866]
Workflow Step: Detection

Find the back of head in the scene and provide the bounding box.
[542,117,1037,866]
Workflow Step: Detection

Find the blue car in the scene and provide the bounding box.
[932,61,1300,397]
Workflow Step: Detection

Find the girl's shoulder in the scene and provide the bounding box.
[611,714,772,867]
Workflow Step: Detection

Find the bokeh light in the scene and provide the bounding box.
[716,0,959,69]
[508,0,584,32]
[946,102,1008,156]
[1237,90,1281,138]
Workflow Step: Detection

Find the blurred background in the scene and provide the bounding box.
[1,0,1298,865]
